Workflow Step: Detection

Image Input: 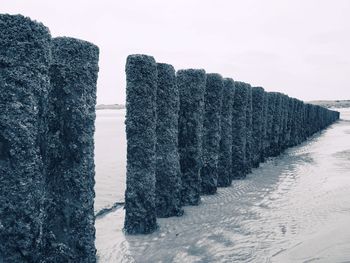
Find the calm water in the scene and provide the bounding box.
[95,109,350,263]
[94,109,126,212]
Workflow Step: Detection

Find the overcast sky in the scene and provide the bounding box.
[2,0,350,104]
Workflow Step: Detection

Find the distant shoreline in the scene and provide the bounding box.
[96,104,125,110]
[309,100,350,109]
[96,100,350,110]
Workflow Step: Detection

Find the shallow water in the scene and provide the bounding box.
[94,109,126,212]
[95,108,350,263]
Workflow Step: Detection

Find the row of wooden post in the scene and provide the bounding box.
[124,54,340,234]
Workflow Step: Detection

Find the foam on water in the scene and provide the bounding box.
[95,108,350,262]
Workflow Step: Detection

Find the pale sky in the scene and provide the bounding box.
[2,0,350,104]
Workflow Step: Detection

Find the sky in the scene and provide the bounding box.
[2,0,350,104]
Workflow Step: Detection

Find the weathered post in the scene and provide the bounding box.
[155,63,183,217]
[280,94,290,151]
[265,92,276,157]
[177,69,206,205]
[286,97,294,147]
[217,78,235,187]
[261,91,269,162]
[251,87,265,167]
[0,14,51,262]
[245,83,253,173]
[231,81,248,179]
[123,54,158,234]
[293,99,303,145]
[289,98,298,147]
[200,73,223,194]
[271,93,282,156]
[45,37,99,261]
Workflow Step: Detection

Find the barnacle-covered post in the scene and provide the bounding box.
[285,97,294,147]
[0,14,51,262]
[155,63,183,217]
[217,78,235,187]
[245,83,253,173]
[123,54,158,234]
[271,92,282,156]
[292,99,303,146]
[177,69,206,205]
[200,73,223,194]
[289,98,298,147]
[261,91,269,162]
[45,37,99,261]
[231,81,248,179]
[265,92,276,157]
[251,87,265,167]
[280,94,290,151]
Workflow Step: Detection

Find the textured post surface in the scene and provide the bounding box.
[0,14,51,262]
[280,94,290,151]
[231,82,248,179]
[155,63,183,217]
[271,93,283,156]
[217,78,235,187]
[265,93,276,157]
[124,55,158,234]
[289,98,298,147]
[45,37,99,261]
[200,73,223,194]
[291,99,303,146]
[251,87,265,167]
[178,69,206,205]
[261,92,269,161]
[245,83,253,173]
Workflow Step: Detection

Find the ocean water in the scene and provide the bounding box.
[94,109,126,213]
[94,108,350,263]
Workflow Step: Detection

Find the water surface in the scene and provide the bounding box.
[95,108,350,263]
[94,109,126,212]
